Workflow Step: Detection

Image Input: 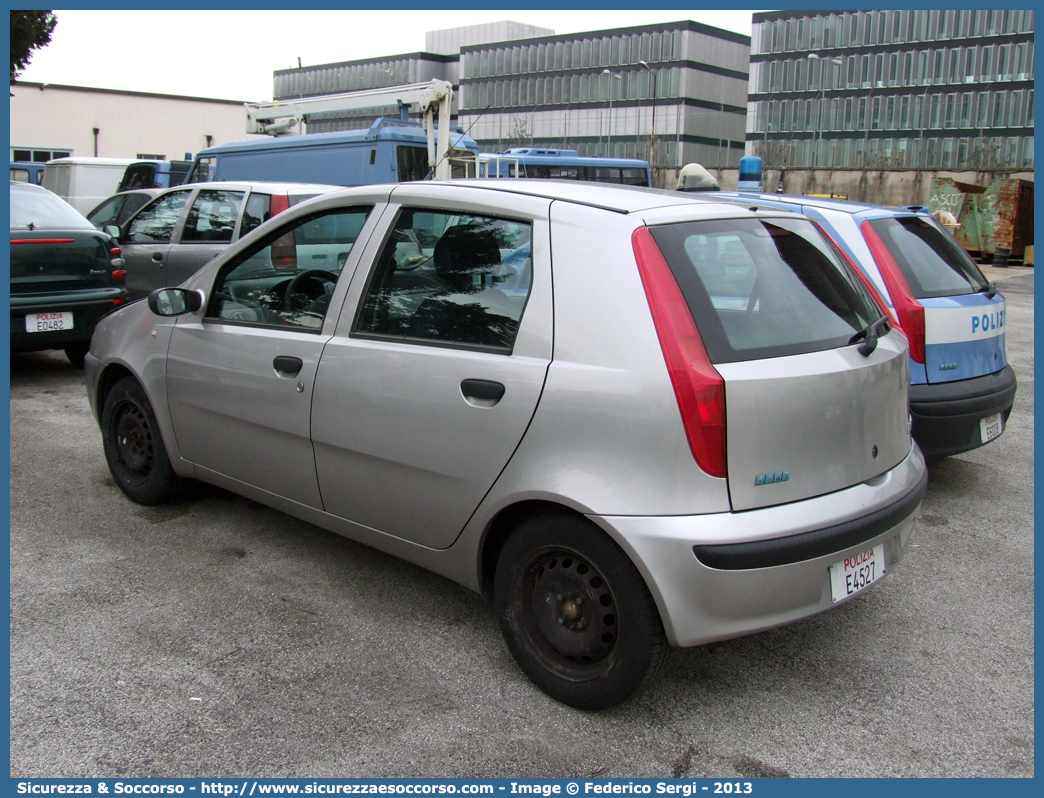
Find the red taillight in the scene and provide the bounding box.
[268,195,296,268]
[11,238,75,244]
[110,247,122,257]
[111,269,126,279]
[632,226,727,479]
[113,298,125,305]
[270,194,290,216]
[860,221,926,364]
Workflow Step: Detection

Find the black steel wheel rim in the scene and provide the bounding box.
[516,546,619,680]
[112,400,154,483]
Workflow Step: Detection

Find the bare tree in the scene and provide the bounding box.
[509,115,531,149]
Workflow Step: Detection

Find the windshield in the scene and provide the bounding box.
[185,157,217,184]
[650,217,884,364]
[867,216,989,298]
[10,185,94,230]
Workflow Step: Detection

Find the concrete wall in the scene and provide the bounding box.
[10,82,264,162]
[656,165,1034,205]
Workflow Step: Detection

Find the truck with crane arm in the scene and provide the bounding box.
[183,79,480,187]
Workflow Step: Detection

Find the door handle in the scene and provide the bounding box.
[152,252,164,262]
[460,379,505,407]
[273,356,303,377]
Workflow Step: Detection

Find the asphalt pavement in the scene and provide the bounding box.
[9,269,1034,778]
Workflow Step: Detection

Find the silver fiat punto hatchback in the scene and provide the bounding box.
[85,181,926,709]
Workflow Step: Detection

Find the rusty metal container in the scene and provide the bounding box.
[929,177,1034,263]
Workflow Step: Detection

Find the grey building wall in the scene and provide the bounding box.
[746,9,1034,171]
[456,20,751,180]
[426,21,554,55]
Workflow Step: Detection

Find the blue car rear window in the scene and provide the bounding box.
[867,216,988,299]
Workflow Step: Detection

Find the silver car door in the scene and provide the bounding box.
[120,188,193,301]
[164,188,247,287]
[311,187,553,549]
[165,203,382,508]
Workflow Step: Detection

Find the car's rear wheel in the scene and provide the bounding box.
[494,511,669,710]
[63,342,89,369]
[101,377,183,505]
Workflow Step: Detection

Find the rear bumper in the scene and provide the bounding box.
[592,445,926,648]
[910,365,1017,457]
[10,290,127,352]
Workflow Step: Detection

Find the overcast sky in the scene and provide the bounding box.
[18,9,757,102]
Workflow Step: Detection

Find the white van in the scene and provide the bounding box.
[42,157,136,214]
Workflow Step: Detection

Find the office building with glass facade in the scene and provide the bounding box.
[455,21,750,172]
[273,20,750,178]
[746,9,1034,171]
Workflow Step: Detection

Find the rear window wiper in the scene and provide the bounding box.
[849,316,891,357]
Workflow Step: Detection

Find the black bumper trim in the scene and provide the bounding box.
[910,366,1016,457]
[909,365,1016,417]
[692,467,928,571]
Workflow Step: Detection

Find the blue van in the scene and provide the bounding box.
[117,160,192,191]
[719,179,1015,457]
[10,161,45,185]
[184,118,480,187]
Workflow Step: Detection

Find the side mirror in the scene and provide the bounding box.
[148,287,204,317]
[104,224,121,240]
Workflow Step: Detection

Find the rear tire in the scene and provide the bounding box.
[101,377,183,505]
[494,511,669,710]
[63,342,89,369]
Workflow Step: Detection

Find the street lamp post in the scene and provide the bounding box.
[807,53,843,169]
[602,69,622,157]
[639,60,658,176]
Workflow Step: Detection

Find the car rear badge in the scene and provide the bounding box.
[755,471,790,486]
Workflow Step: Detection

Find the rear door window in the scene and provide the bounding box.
[180,189,245,243]
[240,192,272,237]
[649,217,884,364]
[866,216,989,298]
[119,164,157,191]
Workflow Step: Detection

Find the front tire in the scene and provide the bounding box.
[494,511,669,710]
[101,377,183,505]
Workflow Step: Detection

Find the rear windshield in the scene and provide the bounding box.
[867,216,988,298]
[650,217,884,364]
[119,164,158,191]
[10,186,94,230]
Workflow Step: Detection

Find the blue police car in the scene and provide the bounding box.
[720,161,1015,457]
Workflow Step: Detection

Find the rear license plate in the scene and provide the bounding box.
[25,311,73,332]
[829,544,885,603]
[980,413,1003,443]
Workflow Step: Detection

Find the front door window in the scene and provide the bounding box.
[206,207,373,331]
